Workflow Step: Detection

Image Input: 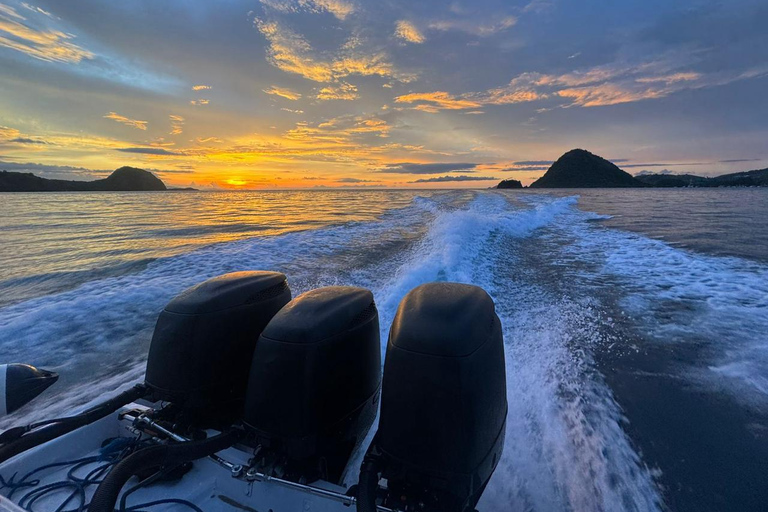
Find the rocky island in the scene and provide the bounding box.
[529,149,640,188]
[496,178,523,189]
[0,166,167,192]
[497,149,768,188]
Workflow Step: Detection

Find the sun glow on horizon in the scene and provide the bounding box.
[0,0,766,189]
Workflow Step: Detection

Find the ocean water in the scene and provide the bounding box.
[1,189,767,511]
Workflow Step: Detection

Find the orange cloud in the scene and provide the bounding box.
[195,136,223,144]
[169,115,184,135]
[254,18,412,84]
[635,72,701,84]
[556,84,666,107]
[103,112,148,130]
[483,87,545,105]
[304,0,354,20]
[396,62,751,112]
[263,85,302,100]
[0,125,22,139]
[317,81,358,100]
[394,20,425,44]
[261,0,355,21]
[0,6,93,63]
[255,19,334,82]
[395,91,482,111]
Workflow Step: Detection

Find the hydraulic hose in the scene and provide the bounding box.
[88,429,239,512]
[0,384,147,465]
[356,459,380,512]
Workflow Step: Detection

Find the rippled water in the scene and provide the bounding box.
[0,188,766,511]
[0,191,427,307]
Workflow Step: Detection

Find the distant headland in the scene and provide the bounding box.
[0,166,186,192]
[499,149,768,189]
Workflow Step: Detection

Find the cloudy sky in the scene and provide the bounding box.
[0,0,766,188]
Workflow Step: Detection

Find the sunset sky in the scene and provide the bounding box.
[0,0,766,188]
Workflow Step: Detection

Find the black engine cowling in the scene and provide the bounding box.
[244,286,381,484]
[360,282,507,512]
[0,364,58,417]
[144,271,291,423]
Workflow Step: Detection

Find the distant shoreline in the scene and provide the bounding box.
[6,183,759,192]
[0,167,174,192]
[498,149,768,189]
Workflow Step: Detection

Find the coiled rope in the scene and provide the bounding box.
[0,436,202,512]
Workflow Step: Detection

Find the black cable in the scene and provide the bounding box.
[0,384,148,464]
[125,498,204,512]
[67,459,111,484]
[356,459,381,512]
[0,473,39,495]
[54,481,85,512]
[6,456,98,500]
[118,466,170,511]
[19,481,85,512]
[3,454,112,512]
[1,435,206,512]
[2,437,140,509]
[89,429,239,512]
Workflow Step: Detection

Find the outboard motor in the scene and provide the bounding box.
[358,282,507,512]
[244,286,381,484]
[144,271,291,425]
[0,364,58,417]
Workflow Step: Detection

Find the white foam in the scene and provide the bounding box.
[480,294,661,512]
[373,193,579,330]
[559,211,768,403]
[358,193,662,511]
[0,194,445,427]
[0,191,667,510]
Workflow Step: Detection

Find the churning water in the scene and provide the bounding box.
[1,188,766,511]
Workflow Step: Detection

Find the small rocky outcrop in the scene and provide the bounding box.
[496,179,523,189]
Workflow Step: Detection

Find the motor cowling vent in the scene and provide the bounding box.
[364,282,507,512]
[244,286,381,483]
[144,271,291,422]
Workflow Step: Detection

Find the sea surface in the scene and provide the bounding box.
[1,188,767,511]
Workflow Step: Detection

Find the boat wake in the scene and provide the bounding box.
[3,190,767,510]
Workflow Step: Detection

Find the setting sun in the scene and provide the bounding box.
[0,2,767,511]
[1,0,766,189]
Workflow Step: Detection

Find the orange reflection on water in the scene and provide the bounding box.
[0,190,438,283]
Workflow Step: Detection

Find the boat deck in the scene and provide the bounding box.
[0,407,363,512]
